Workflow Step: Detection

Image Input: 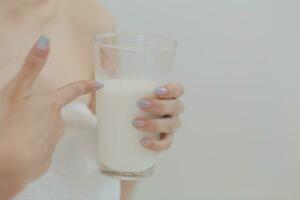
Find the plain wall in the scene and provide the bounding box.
[98,0,300,199]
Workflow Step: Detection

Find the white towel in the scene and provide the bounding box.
[14,103,120,200]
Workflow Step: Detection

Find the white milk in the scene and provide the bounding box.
[96,79,160,172]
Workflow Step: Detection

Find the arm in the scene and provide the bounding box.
[0,183,23,200]
[121,181,139,200]
[0,37,101,199]
[0,144,23,199]
[0,171,25,200]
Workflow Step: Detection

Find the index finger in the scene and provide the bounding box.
[51,80,103,108]
[14,36,50,94]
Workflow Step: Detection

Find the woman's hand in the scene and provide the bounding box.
[0,36,102,198]
[133,83,184,151]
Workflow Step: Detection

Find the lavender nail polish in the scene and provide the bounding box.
[140,138,152,146]
[137,99,151,109]
[95,81,104,90]
[36,36,49,50]
[132,120,146,127]
[155,86,168,96]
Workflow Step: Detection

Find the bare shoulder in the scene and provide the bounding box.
[85,0,115,34]
[64,0,115,37]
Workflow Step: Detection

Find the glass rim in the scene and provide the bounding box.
[95,32,177,51]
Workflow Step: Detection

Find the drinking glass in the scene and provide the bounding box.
[94,33,177,180]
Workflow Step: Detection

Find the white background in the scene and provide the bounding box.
[99,1,300,199]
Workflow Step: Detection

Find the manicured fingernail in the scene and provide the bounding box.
[36,36,49,50]
[132,119,146,127]
[137,99,152,109]
[155,86,168,96]
[95,81,104,90]
[140,138,152,146]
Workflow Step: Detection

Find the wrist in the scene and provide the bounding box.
[0,179,25,200]
[0,143,26,199]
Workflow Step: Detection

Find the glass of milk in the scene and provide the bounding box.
[94,33,177,180]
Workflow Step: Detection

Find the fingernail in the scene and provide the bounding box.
[137,99,152,109]
[36,36,49,50]
[95,81,104,90]
[140,138,152,146]
[132,119,146,127]
[155,86,168,96]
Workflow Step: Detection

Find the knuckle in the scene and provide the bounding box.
[78,82,87,92]
[170,103,179,115]
[75,81,91,95]
[157,139,172,151]
[166,121,176,133]
[52,91,62,107]
[169,117,181,132]
[154,100,166,114]
[148,120,159,131]
[85,81,93,92]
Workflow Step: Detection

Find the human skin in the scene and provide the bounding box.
[0,37,103,200]
[0,0,184,199]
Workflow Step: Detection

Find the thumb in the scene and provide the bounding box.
[50,80,103,108]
